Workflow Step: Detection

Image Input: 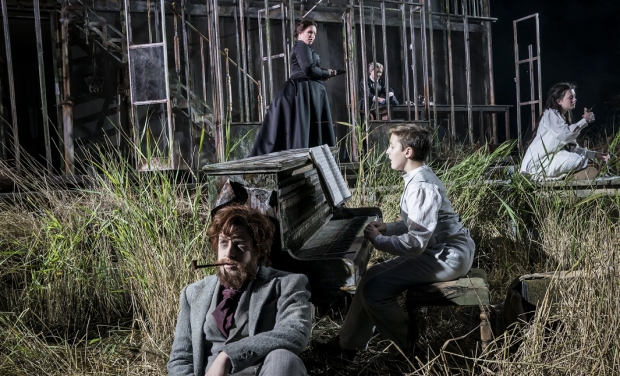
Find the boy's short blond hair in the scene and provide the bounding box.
[368,62,384,74]
[388,123,432,162]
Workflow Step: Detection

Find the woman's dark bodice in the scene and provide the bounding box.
[289,40,330,80]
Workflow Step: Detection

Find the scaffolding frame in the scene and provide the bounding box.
[0,0,507,174]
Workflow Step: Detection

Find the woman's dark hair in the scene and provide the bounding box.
[294,20,317,38]
[388,123,432,162]
[544,82,576,123]
[528,82,576,144]
[208,205,275,266]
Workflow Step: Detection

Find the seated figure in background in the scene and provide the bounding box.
[359,62,399,121]
[521,82,609,180]
[168,205,312,376]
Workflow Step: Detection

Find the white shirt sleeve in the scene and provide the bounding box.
[373,182,441,257]
[542,110,587,143]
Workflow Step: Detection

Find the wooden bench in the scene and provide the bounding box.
[405,268,492,349]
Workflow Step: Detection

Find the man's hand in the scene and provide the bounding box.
[363,222,386,243]
[205,352,232,376]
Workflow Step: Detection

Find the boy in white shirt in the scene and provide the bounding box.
[316,123,475,357]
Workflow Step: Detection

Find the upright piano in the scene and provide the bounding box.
[202,146,381,302]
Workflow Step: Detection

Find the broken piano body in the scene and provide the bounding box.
[203,146,381,298]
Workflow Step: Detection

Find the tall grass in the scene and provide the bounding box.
[1,136,620,375]
[0,150,212,374]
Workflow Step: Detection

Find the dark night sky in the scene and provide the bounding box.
[491,0,620,136]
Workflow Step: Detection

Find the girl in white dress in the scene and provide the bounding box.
[520,82,609,179]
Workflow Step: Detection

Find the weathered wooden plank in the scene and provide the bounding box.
[406,268,490,307]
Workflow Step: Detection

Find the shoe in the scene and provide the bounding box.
[311,336,357,361]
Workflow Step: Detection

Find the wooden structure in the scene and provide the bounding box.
[0,0,508,177]
[202,147,381,305]
[405,268,492,349]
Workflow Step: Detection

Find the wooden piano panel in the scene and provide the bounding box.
[277,166,331,253]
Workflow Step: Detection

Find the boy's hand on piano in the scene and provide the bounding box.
[364,222,385,243]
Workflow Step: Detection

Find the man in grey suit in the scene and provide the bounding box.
[168,205,311,376]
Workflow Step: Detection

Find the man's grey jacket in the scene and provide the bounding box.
[167,266,312,375]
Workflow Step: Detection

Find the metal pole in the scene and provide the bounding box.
[60,5,73,174]
[200,37,207,116]
[528,44,536,135]
[50,10,64,169]
[370,8,378,117]
[360,0,369,126]
[420,1,430,120]
[409,7,419,120]
[239,0,250,122]
[463,1,473,144]
[381,1,391,120]
[400,4,410,120]
[513,19,521,149]
[1,0,20,172]
[233,1,244,121]
[0,69,4,160]
[181,0,194,168]
[258,12,266,117]
[346,4,357,131]
[345,5,358,161]
[446,0,455,140]
[264,0,274,102]
[160,0,175,167]
[123,0,139,167]
[535,14,542,114]
[427,0,437,131]
[280,3,289,79]
[34,0,52,172]
[483,0,496,144]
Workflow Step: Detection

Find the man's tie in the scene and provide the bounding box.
[212,287,242,337]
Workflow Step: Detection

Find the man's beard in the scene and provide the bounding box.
[216,259,258,290]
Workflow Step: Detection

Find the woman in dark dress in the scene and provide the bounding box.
[250,20,338,156]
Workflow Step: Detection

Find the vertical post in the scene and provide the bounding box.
[239,0,250,122]
[159,0,175,167]
[346,2,358,161]
[380,1,391,120]
[0,72,4,161]
[264,0,274,102]
[463,1,473,144]
[513,19,521,150]
[419,0,430,120]
[200,38,207,105]
[400,4,410,120]
[528,44,536,134]
[233,1,244,121]
[370,8,378,115]
[1,0,20,172]
[535,14,542,114]
[258,12,266,116]
[60,5,73,174]
[50,10,64,170]
[181,0,194,168]
[359,0,369,126]
[483,0,497,144]
[426,0,437,131]
[409,7,419,120]
[280,3,289,79]
[34,0,52,172]
[289,0,295,43]
[446,0,455,141]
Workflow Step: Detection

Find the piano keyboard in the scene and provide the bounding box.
[295,215,376,259]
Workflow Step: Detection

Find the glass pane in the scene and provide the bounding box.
[129,45,167,102]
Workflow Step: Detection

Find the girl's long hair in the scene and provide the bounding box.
[528,82,576,144]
